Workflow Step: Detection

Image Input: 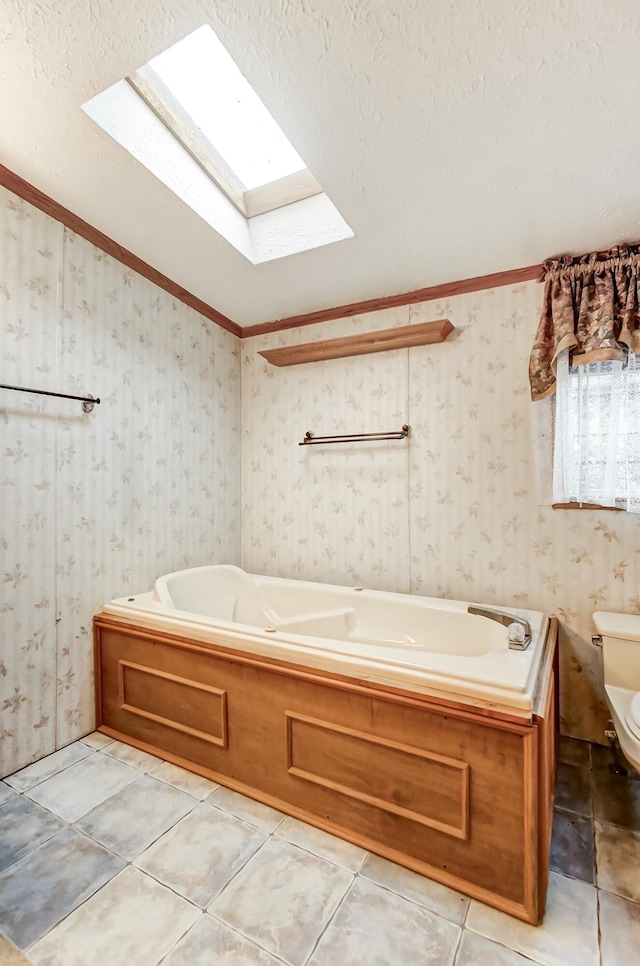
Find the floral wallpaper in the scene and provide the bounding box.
[3,174,639,770]
[0,185,241,776]
[242,284,640,743]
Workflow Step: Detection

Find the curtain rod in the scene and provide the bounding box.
[0,383,100,413]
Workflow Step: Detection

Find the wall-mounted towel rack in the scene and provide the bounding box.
[0,383,100,413]
[299,425,410,445]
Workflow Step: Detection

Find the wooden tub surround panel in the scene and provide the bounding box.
[94,615,558,925]
[286,712,470,839]
[118,660,228,747]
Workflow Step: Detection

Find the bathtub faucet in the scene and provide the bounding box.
[467,606,532,651]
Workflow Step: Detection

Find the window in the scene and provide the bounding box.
[126,25,323,218]
[82,26,353,263]
[552,349,640,511]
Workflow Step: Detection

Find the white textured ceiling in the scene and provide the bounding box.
[2,1,639,327]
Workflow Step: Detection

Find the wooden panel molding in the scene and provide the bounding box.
[95,614,557,924]
[244,264,541,338]
[118,660,228,747]
[259,318,454,367]
[0,163,241,337]
[286,711,469,839]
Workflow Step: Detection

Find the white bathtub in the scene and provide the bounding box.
[102,565,548,715]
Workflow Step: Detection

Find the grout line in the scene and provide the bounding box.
[7,739,638,963]
[4,740,96,791]
[272,823,368,875]
[461,893,471,928]
[355,870,468,928]
[205,911,290,965]
[596,887,603,966]
[450,923,464,965]
[299,874,355,966]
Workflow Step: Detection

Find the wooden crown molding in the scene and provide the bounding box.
[0,163,241,338]
[259,319,454,367]
[242,263,541,338]
[0,163,541,342]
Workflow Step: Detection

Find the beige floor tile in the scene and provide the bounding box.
[360,852,469,924]
[276,817,367,872]
[0,933,34,965]
[0,798,65,873]
[0,784,16,806]
[466,871,598,966]
[4,744,92,793]
[25,754,138,823]
[596,822,640,902]
[135,804,266,907]
[0,827,124,950]
[28,867,200,966]
[160,915,283,966]
[209,837,352,966]
[308,876,460,966]
[75,775,197,861]
[147,761,219,800]
[78,733,115,751]
[101,740,162,772]
[207,786,285,832]
[599,890,640,966]
[455,930,546,965]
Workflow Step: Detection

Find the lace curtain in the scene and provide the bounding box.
[553,349,640,511]
[528,245,640,512]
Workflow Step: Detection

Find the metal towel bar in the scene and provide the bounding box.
[299,425,410,445]
[0,382,100,413]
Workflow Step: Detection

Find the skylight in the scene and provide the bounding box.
[81,25,354,264]
[147,25,305,191]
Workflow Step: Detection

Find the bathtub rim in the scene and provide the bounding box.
[97,598,549,721]
[95,611,556,727]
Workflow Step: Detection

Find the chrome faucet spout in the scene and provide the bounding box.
[468,606,532,650]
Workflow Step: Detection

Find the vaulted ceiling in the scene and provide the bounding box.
[2,1,639,327]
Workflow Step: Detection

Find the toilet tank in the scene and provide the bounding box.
[593,611,640,691]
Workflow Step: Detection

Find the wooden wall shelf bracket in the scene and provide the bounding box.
[258,318,454,367]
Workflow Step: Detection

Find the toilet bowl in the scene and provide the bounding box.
[592,611,640,773]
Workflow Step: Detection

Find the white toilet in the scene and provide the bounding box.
[593,611,640,773]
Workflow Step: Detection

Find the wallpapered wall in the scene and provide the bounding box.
[0,185,241,776]
[241,283,640,743]
[3,180,639,773]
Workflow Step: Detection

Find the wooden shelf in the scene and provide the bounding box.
[258,318,454,367]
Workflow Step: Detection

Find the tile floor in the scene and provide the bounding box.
[0,733,638,966]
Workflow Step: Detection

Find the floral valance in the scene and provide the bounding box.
[529,245,640,400]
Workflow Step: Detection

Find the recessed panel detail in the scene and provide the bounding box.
[286,711,469,839]
[119,660,227,746]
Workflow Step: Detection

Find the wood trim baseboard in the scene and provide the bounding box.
[243,264,542,338]
[0,163,241,338]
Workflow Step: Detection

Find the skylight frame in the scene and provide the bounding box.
[125,65,323,221]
